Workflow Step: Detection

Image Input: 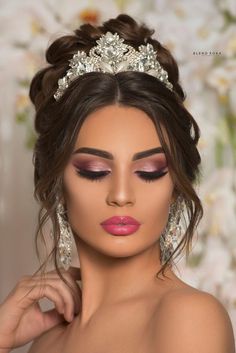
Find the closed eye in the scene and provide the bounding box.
[75,168,168,183]
[76,169,110,182]
[136,170,168,182]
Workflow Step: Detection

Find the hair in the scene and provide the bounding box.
[29,13,203,290]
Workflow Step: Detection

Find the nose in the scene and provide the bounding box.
[106,168,136,207]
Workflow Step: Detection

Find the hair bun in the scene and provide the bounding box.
[74,23,103,42]
[101,14,154,44]
[29,13,186,111]
[46,35,83,65]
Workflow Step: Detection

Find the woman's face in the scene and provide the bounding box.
[63,104,175,258]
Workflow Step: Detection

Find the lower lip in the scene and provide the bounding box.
[101,224,140,236]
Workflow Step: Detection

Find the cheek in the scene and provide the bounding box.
[141,176,173,230]
[63,167,102,224]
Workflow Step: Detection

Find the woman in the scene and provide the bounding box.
[0,13,235,353]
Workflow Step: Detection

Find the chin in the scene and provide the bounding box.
[91,238,154,258]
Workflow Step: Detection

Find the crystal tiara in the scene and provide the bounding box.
[53,31,174,101]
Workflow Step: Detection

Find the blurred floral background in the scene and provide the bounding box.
[0,0,236,352]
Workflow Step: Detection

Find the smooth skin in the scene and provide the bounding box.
[0,267,81,352]
[0,105,235,353]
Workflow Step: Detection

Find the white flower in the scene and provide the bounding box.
[220,270,236,305]
[205,58,236,95]
[198,168,236,246]
[178,237,232,293]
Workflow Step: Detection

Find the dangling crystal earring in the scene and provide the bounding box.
[56,202,73,270]
[159,195,184,265]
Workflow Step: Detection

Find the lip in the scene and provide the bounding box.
[101,216,140,226]
[100,216,141,236]
[101,224,140,236]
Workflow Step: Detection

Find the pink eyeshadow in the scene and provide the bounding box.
[72,160,109,171]
[139,161,167,172]
[72,156,168,172]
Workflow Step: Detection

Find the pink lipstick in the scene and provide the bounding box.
[100,216,141,236]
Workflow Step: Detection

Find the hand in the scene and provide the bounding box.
[0,267,81,351]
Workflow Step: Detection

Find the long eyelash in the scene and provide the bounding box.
[75,169,168,183]
[136,170,168,183]
[75,169,109,182]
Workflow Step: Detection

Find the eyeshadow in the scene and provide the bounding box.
[72,154,167,172]
[72,159,110,171]
[139,160,167,172]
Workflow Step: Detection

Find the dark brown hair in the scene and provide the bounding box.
[29,13,203,288]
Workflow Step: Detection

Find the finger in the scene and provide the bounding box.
[29,274,81,315]
[41,308,66,331]
[30,272,81,297]
[32,268,82,295]
[37,285,65,317]
[59,274,82,313]
[15,283,66,319]
[33,279,79,321]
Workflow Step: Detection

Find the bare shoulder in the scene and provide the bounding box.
[27,323,66,353]
[153,286,235,353]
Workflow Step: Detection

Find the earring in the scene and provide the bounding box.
[159,195,184,265]
[56,202,73,270]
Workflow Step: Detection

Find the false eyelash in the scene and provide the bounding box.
[76,169,110,182]
[75,169,168,183]
[137,170,168,182]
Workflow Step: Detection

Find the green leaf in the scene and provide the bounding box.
[16,111,28,123]
[222,9,236,25]
[17,79,30,87]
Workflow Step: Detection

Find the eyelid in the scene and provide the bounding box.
[75,168,168,183]
[74,167,167,174]
[72,157,168,171]
[72,160,111,171]
[75,166,168,176]
[72,155,167,167]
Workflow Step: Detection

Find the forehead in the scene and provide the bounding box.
[74,105,164,152]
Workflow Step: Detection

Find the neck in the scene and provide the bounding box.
[74,238,176,327]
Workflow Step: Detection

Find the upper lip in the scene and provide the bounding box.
[101,216,140,226]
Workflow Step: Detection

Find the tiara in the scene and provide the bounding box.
[53,31,173,101]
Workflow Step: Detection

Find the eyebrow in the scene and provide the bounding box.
[72,146,165,161]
